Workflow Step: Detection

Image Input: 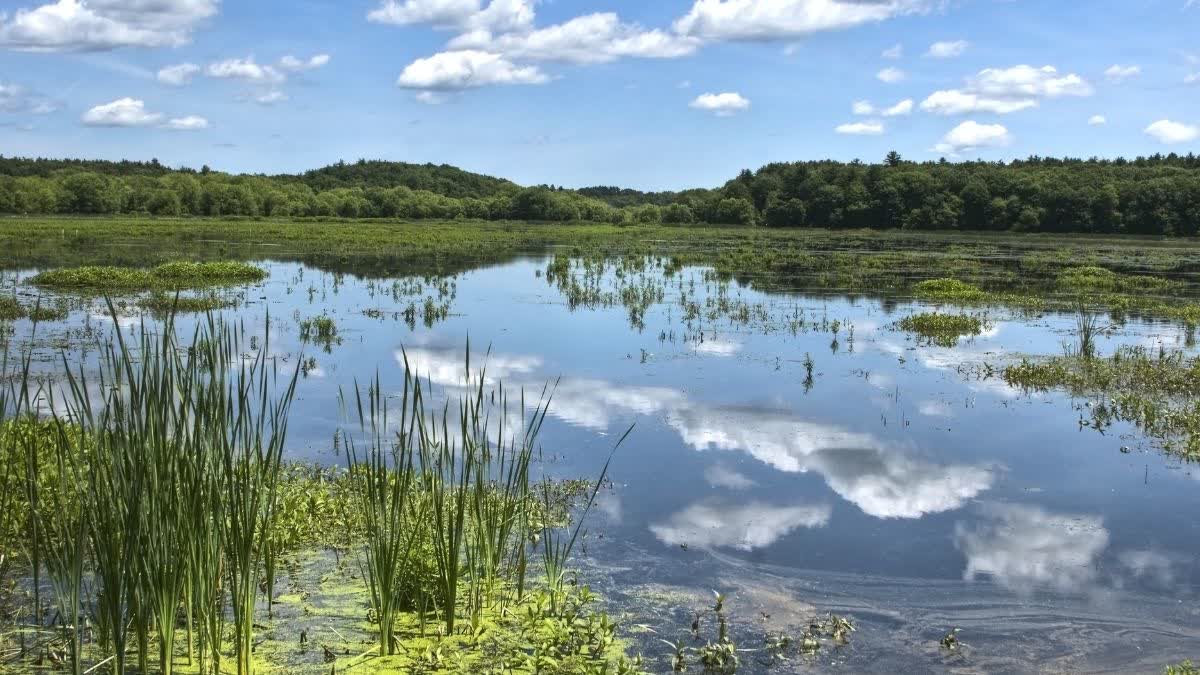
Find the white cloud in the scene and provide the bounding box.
[882,98,913,116]
[704,463,756,489]
[689,91,750,116]
[1144,119,1199,144]
[649,499,831,551]
[970,64,1093,98]
[446,13,700,65]
[881,43,903,59]
[0,82,57,114]
[0,0,217,51]
[163,114,207,130]
[1104,64,1140,82]
[877,66,905,83]
[368,0,534,34]
[933,120,1012,155]
[206,57,286,84]
[920,89,1037,115]
[955,503,1109,595]
[81,97,162,127]
[415,90,449,104]
[279,53,331,72]
[836,120,884,135]
[253,90,288,105]
[396,49,548,89]
[1088,114,1107,126]
[920,65,1091,116]
[1186,72,1200,84]
[855,98,911,117]
[673,0,931,42]
[926,39,967,59]
[157,62,200,86]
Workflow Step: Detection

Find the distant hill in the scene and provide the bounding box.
[288,160,516,199]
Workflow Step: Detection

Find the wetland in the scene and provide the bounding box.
[1,218,1199,674]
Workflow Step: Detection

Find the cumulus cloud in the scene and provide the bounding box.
[883,98,913,116]
[689,91,750,116]
[81,97,163,126]
[279,53,331,72]
[852,100,875,115]
[206,57,286,84]
[926,39,967,59]
[649,499,831,551]
[415,90,449,104]
[673,0,931,42]
[163,114,208,130]
[1186,72,1200,84]
[920,89,1037,115]
[446,13,700,64]
[836,120,884,135]
[157,62,200,86]
[881,43,903,59]
[397,49,548,89]
[0,82,57,114]
[0,0,217,51]
[1104,64,1140,82]
[955,503,1109,595]
[1088,114,1107,126]
[933,120,1012,155]
[876,66,905,83]
[1144,119,1199,144]
[368,0,534,34]
[921,65,1091,115]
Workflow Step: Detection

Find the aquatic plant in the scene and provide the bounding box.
[29,260,266,290]
[896,312,987,347]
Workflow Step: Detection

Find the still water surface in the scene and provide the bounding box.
[7,256,1200,673]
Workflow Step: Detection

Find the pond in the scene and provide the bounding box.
[4,254,1200,673]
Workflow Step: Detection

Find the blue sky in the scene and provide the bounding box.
[1,0,1198,190]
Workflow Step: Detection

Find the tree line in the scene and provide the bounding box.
[2,153,1199,234]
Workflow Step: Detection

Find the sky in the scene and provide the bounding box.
[0,0,1198,191]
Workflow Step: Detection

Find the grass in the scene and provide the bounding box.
[28,260,266,290]
[0,311,642,674]
[896,312,987,347]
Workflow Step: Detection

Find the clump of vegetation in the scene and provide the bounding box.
[1057,266,1175,294]
[1165,660,1198,675]
[896,312,987,347]
[139,291,234,314]
[0,296,22,321]
[298,314,340,353]
[913,278,988,302]
[28,260,266,290]
[1004,345,1200,458]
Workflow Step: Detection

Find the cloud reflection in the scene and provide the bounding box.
[954,503,1108,594]
[649,499,831,551]
[397,345,995,520]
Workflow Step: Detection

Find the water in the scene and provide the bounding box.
[6,256,1200,673]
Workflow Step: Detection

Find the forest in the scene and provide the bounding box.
[2,151,1199,235]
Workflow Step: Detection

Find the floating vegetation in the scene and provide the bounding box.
[896,312,987,347]
[1004,345,1200,458]
[28,261,266,291]
[1057,266,1176,294]
[139,291,236,314]
[0,296,69,322]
